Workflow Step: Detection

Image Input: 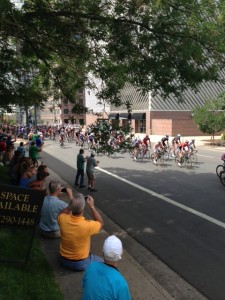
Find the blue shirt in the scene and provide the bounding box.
[82,262,131,300]
[39,195,68,232]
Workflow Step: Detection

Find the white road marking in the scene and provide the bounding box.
[97,167,225,229]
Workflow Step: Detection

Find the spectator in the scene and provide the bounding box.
[74,148,87,188]
[82,235,131,300]
[58,193,104,271]
[17,142,26,157]
[29,140,42,166]
[18,158,37,187]
[3,145,14,166]
[28,169,49,192]
[0,137,6,153]
[35,135,43,149]
[86,151,99,192]
[39,180,73,239]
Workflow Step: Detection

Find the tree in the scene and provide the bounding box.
[1,0,225,109]
[90,120,133,154]
[193,95,225,144]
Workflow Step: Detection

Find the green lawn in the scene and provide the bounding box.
[0,166,63,300]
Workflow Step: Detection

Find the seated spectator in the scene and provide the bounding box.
[28,169,49,192]
[3,145,14,166]
[8,150,22,183]
[82,235,131,300]
[0,137,6,153]
[39,180,73,239]
[18,158,37,187]
[58,194,104,271]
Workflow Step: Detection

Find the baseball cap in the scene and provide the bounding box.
[91,150,96,156]
[103,235,123,262]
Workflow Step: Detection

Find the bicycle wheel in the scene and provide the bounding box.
[163,150,169,161]
[220,171,225,186]
[144,150,150,159]
[216,165,224,177]
[185,157,192,168]
[137,151,143,162]
[158,153,164,165]
[190,153,198,164]
[150,153,155,162]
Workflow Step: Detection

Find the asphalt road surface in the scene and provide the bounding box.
[40,139,225,300]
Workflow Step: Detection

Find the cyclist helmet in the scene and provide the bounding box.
[192,139,195,142]
[177,134,181,137]
[185,140,189,143]
[166,134,169,138]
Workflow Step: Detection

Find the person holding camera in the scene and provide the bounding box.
[58,193,104,271]
[39,180,73,239]
[86,151,99,192]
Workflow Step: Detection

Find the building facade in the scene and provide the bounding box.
[110,80,225,136]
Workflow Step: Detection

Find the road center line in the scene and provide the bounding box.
[198,154,214,158]
[97,167,225,229]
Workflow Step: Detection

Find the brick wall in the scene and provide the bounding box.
[150,111,207,136]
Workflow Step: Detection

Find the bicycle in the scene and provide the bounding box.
[220,171,225,187]
[216,161,225,177]
[151,151,165,165]
[175,153,192,168]
[189,149,198,164]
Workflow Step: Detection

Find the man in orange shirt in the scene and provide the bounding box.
[58,193,104,271]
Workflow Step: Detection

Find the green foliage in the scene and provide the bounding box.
[1,0,225,108]
[90,120,133,154]
[193,95,225,136]
[0,229,63,300]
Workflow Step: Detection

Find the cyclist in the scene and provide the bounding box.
[188,139,196,153]
[59,128,65,145]
[177,140,189,167]
[142,134,151,156]
[161,134,169,149]
[172,134,181,157]
[153,141,163,164]
[221,153,225,162]
[133,138,142,161]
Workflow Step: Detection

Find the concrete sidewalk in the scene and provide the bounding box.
[38,169,174,300]
[38,164,209,300]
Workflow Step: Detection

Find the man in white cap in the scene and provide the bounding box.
[86,150,99,192]
[82,235,131,300]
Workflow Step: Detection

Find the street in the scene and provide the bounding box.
[41,139,225,300]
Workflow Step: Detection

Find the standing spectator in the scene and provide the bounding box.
[29,140,42,166]
[86,151,99,192]
[39,180,73,239]
[17,142,26,157]
[35,135,43,149]
[82,235,131,300]
[58,194,104,271]
[74,148,87,188]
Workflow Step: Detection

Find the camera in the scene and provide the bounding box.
[61,187,67,193]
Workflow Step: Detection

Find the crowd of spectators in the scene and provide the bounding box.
[0,124,131,299]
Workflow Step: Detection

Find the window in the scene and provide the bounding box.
[137,119,146,133]
[79,88,83,94]
[64,98,69,105]
[79,98,84,105]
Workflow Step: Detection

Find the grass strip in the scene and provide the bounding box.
[0,165,64,300]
